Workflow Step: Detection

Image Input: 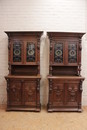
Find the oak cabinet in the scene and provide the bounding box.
[5,32,42,111]
[47,32,85,112]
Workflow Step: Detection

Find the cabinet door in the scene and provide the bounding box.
[24,42,37,65]
[23,80,36,106]
[51,40,78,66]
[65,83,79,106]
[11,40,23,64]
[52,41,65,65]
[67,41,78,65]
[52,82,65,106]
[8,80,22,106]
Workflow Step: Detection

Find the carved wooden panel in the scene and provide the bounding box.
[8,80,22,106]
[23,81,36,106]
[47,77,84,112]
[66,83,79,106]
[53,83,64,106]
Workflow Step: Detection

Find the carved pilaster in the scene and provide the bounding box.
[8,35,11,75]
[36,79,40,108]
[48,79,52,106]
[49,65,52,75]
[79,80,83,92]
[8,63,11,75]
[37,62,40,74]
[49,38,53,75]
[78,79,83,112]
[78,64,81,76]
[6,79,10,105]
[78,38,82,76]
[50,38,52,53]
[37,38,40,50]
[37,38,40,74]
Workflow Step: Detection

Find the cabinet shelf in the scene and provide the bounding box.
[5,75,41,79]
[47,75,85,80]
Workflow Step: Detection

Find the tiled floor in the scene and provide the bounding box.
[0,106,87,130]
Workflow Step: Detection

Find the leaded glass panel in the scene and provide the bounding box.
[13,41,22,62]
[26,42,35,62]
[54,43,63,63]
[68,42,77,63]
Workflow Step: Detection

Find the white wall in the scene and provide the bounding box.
[0,0,87,106]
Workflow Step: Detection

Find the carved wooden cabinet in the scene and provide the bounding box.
[47,32,85,112]
[5,31,42,111]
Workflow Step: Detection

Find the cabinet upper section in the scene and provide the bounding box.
[48,32,85,66]
[5,31,43,65]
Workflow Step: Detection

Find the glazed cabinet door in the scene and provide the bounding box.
[50,40,79,66]
[11,40,24,64]
[22,80,36,106]
[50,40,65,65]
[7,79,22,106]
[24,41,38,65]
[67,41,78,66]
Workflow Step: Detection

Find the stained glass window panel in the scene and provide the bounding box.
[54,43,63,63]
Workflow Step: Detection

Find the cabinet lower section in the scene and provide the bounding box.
[47,76,84,112]
[5,76,41,112]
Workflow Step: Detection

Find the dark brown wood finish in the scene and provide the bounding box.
[47,32,85,112]
[5,31,42,111]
